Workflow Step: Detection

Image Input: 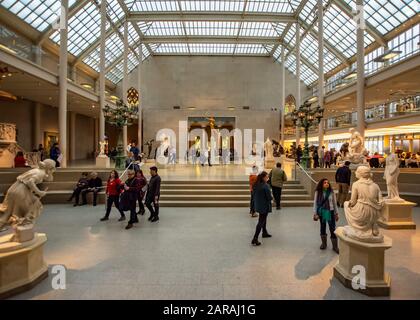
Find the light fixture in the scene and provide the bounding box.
[81,83,93,89]
[0,44,17,55]
[307,96,318,103]
[0,90,17,102]
[228,106,235,110]
[110,95,119,101]
[343,71,357,80]
[335,82,347,89]
[373,50,402,63]
[105,90,109,95]
[188,107,196,110]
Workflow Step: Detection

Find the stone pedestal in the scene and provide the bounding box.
[96,155,110,168]
[379,201,417,230]
[0,233,48,299]
[333,227,392,297]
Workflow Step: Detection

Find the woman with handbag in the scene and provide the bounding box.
[136,170,148,215]
[313,178,339,253]
[120,170,141,230]
[251,171,273,246]
[100,170,125,222]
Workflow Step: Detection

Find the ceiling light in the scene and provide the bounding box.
[81,83,93,89]
[228,106,235,110]
[343,71,357,80]
[110,95,119,101]
[307,96,318,103]
[0,44,17,55]
[373,50,402,62]
[188,107,196,110]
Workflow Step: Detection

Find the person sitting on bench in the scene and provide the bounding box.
[81,172,103,206]
[68,172,89,206]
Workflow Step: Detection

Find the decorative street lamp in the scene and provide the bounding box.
[292,100,324,169]
[103,95,139,169]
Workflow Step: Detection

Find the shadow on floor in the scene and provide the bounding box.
[294,249,335,280]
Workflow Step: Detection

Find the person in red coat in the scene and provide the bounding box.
[100,170,125,221]
[14,152,27,168]
[136,170,148,215]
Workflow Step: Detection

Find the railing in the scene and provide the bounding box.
[295,161,317,185]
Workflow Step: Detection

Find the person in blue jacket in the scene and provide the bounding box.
[251,171,273,246]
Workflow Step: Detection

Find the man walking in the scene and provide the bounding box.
[269,162,288,210]
[319,146,325,168]
[146,166,161,222]
[335,161,351,207]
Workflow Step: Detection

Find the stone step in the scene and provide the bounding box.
[161,180,300,185]
[161,184,305,190]
[160,189,308,195]
[160,194,312,201]
[159,200,314,207]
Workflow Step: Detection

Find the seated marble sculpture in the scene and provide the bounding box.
[383,153,404,202]
[0,159,56,230]
[343,166,384,243]
[340,128,368,164]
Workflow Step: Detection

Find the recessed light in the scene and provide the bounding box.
[188,107,196,110]
[110,95,119,101]
[81,83,93,89]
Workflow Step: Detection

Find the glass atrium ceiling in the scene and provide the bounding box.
[0,0,418,85]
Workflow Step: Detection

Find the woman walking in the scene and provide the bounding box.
[313,178,339,253]
[251,171,273,246]
[100,170,125,221]
[136,170,148,215]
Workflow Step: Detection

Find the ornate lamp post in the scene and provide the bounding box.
[292,100,324,169]
[103,95,139,169]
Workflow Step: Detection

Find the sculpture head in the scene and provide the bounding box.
[39,159,56,172]
[355,165,372,180]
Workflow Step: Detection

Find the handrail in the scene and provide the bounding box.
[295,161,318,185]
[119,161,135,181]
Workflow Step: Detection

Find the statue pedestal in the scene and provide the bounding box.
[333,227,392,297]
[264,159,275,170]
[96,155,110,168]
[0,233,48,299]
[379,201,417,230]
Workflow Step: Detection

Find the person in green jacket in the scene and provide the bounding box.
[269,162,287,210]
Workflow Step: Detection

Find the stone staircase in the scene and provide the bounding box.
[0,169,313,207]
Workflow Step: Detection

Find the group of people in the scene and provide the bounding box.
[247,161,353,253]
[69,166,161,230]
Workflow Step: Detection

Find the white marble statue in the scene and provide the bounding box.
[0,159,56,230]
[343,166,385,243]
[383,153,404,202]
[264,138,274,161]
[347,128,367,164]
[99,141,107,156]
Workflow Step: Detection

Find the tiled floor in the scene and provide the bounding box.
[8,204,420,300]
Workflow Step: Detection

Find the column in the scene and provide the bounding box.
[58,0,69,168]
[356,0,366,138]
[94,117,99,154]
[296,23,301,146]
[122,20,129,154]
[280,45,285,147]
[98,0,106,144]
[138,42,143,152]
[34,45,42,66]
[70,112,76,161]
[318,0,325,148]
[33,102,42,149]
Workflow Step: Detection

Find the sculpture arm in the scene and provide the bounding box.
[24,178,46,198]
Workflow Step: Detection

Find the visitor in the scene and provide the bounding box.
[120,170,141,230]
[136,170,148,215]
[38,144,47,161]
[145,166,161,223]
[50,142,61,167]
[81,172,103,206]
[130,142,140,159]
[125,152,136,169]
[313,178,339,254]
[68,172,89,206]
[335,161,351,208]
[296,145,303,163]
[319,146,325,168]
[369,152,380,168]
[269,162,287,210]
[14,151,27,168]
[313,148,319,168]
[109,147,118,161]
[168,145,177,164]
[249,165,258,218]
[100,170,125,222]
[251,171,273,246]
[324,149,332,168]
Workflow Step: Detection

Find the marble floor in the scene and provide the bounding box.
[8,204,420,300]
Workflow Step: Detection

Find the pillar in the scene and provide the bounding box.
[70,112,76,161]
[94,117,99,154]
[138,42,143,151]
[98,0,106,143]
[58,0,68,168]
[296,23,301,146]
[356,0,366,138]
[33,102,42,149]
[280,45,285,147]
[122,20,129,154]
[34,45,42,66]
[318,0,325,148]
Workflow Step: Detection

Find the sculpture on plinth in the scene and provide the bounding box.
[338,129,368,165]
[264,138,274,161]
[99,141,108,156]
[383,153,404,203]
[0,159,56,241]
[343,165,384,243]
